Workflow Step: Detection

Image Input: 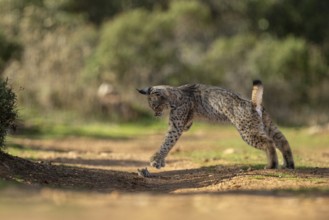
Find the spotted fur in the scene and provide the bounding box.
[137,81,295,169]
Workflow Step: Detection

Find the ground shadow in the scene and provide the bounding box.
[0,152,238,193]
[1,152,328,195]
[46,157,148,167]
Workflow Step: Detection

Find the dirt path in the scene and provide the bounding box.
[1,134,329,219]
[2,136,328,193]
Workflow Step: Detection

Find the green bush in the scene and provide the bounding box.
[204,34,329,124]
[86,1,213,87]
[0,31,22,73]
[84,1,329,124]
[60,0,168,25]
[1,0,329,124]
[2,3,99,115]
[0,79,17,150]
[247,0,329,45]
[203,34,258,89]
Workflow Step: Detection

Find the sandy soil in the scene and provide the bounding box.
[0,135,328,219]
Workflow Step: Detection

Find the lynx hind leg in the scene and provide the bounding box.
[262,113,295,169]
[239,125,278,169]
[270,129,295,169]
[240,131,279,169]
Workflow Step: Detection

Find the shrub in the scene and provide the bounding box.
[0,31,22,73]
[0,79,17,150]
[204,34,329,124]
[86,1,213,88]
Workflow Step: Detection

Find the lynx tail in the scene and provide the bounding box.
[252,80,263,117]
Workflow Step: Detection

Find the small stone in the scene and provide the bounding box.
[223,148,235,154]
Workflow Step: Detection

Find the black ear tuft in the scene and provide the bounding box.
[253,79,262,86]
[136,87,151,95]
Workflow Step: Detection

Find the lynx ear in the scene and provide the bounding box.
[136,87,151,95]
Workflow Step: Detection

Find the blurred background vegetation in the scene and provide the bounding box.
[0,0,328,126]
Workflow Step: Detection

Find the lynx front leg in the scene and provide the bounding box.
[150,121,184,169]
[183,110,194,132]
[150,107,190,169]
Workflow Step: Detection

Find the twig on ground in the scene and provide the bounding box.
[137,167,156,178]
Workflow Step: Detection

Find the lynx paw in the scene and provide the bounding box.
[281,161,295,169]
[150,152,165,169]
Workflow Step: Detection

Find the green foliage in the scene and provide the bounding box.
[203,34,258,87]
[247,0,329,44]
[87,1,213,87]
[249,36,328,123]
[0,31,22,73]
[60,0,168,25]
[0,79,17,149]
[204,35,329,124]
[1,2,99,115]
[1,0,329,124]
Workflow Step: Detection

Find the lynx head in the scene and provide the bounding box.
[137,86,171,117]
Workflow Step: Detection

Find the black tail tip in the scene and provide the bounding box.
[253,79,262,86]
